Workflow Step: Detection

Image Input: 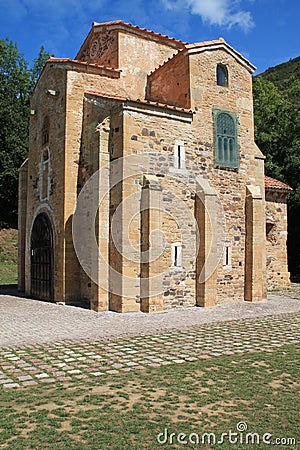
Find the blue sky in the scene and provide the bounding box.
[0,0,299,74]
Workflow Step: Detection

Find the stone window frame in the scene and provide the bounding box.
[173,140,186,170]
[217,63,229,87]
[171,242,182,268]
[39,116,52,202]
[266,221,276,243]
[39,146,51,202]
[223,243,232,269]
[213,108,239,169]
[42,116,50,146]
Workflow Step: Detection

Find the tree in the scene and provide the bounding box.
[30,46,52,88]
[0,39,51,226]
[253,75,300,276]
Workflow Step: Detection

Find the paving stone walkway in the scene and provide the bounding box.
[0,312,299,389]
[0,286,300,389]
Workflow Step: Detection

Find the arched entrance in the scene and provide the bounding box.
[30,213,54,301]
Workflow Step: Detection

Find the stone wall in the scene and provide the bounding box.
[76,24,183,100]
[78,30,119,68]
[118,31,181,99]
[22,64,67,301]
[188,47,266,303]
[147,51,191,108]
[18,159,28,291]
[265,190,290,290]
[20,22,289,311]
[117,59,264,309]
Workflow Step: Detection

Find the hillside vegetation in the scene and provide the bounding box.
[0,228,18,284]
[254,56,300,276]
[258,56,300,90]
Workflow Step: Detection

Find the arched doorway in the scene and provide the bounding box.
[30,213,54,301]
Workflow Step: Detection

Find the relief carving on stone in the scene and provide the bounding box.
[81,31,115,64]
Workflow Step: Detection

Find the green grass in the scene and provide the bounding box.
[0,228,18,285]
[0,261,18,285]
[0,344,299,449]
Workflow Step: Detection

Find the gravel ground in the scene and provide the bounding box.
[0,284,299,348]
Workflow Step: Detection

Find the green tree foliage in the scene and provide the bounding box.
[259,56,300,90]
[0,39,51,226]
[253,71,300,276]
[31,45,51,88]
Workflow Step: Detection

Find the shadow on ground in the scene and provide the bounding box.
[0,284,90,309]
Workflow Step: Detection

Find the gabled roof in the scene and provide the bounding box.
[186,38,256,73]
[85,90,194,114]
[265,175,293,192]
[76,20,185,60]
[48,57,121,75]
[92,20,186,45]
[31,57,121,95]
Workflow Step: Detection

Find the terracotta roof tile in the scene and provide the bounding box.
[185,38,226,49]
[85,90,194,114]
[92,20,187,46]
[265,175,293,191]
[186,38,256,73]
[48,57,121,73]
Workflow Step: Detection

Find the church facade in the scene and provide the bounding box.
[18,21,292,312]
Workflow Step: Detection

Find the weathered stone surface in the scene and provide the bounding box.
[18,21,290,313]
[265,190,291,290]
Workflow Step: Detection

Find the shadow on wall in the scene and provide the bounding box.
[64,214,90,309]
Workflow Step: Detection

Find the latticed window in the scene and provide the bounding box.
[214,110,239,169]
[217,64,228,87]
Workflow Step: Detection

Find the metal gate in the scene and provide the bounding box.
[30,213,54,301]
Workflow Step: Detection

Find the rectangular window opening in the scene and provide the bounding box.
[174,245,178,266]
[177,145,181,168]
[174,141,185,170]
[223,245,232,269]
[171,243,182,268]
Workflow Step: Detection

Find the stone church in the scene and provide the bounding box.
[18,20,292,312]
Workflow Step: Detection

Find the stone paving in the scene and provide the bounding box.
[0,287,300,389]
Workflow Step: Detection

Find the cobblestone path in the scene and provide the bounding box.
[1,311,299,389]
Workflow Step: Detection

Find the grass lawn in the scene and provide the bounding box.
[0,261,18,285]
[0,344,299,449]
[0,228,18,285]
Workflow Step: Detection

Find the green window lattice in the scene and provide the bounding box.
[214,110,239,169]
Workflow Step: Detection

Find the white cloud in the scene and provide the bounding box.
[162,0,254,32]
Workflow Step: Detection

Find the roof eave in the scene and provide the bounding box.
[186,40,256,74]
[76,20,185,61]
